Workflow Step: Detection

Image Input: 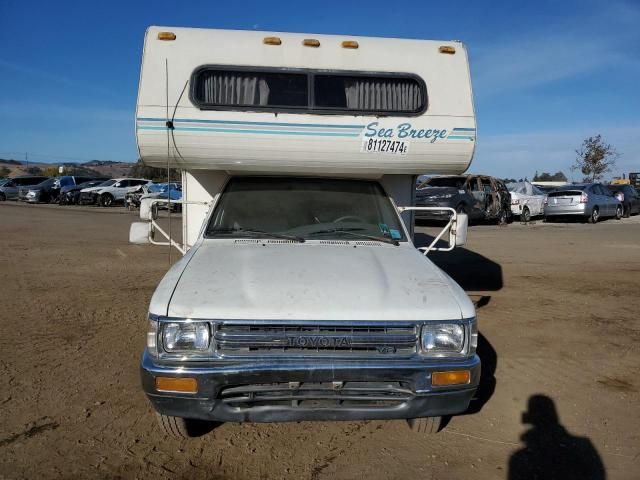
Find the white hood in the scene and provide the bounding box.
[161,241,472,321]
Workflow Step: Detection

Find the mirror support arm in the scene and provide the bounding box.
[397,206,465,255]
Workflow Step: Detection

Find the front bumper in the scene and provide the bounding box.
[141,351,480,422]
[78,192,98,205]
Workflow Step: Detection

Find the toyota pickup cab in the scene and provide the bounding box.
[130,26,480,437]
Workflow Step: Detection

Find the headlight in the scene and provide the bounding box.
[162,322,210,352]
[27,191,36,197]
[434,193,454,199]
[511,199,520,205]
[421,321,475,357]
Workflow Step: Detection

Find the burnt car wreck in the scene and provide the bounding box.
[415,175,512,223]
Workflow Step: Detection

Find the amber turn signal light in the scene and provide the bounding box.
[341,40,359,49]
[303,38,320,47]
[155,377,198,393]
[157,32,176,41]
[432,370,470,386]
[263,36,282,45]
[439,46,456,54]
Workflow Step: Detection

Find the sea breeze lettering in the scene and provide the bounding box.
[364,122,448,143]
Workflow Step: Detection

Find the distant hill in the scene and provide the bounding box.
[0,158,135,178]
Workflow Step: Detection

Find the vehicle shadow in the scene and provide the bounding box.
[509,395,605,480]
[413,232,503,292]
[413,231,501,417]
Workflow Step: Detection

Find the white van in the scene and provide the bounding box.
[131,26,479,437]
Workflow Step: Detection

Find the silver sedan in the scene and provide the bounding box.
[545,184,622,223]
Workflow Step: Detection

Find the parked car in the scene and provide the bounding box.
[125,182,181,211]
[59,178,110,205]
[0,176,49,201]
[544,184,622,223]
[79,178,151,206]
[606,184,640,217]
[78,179,118,205]
[18,175,103,203]
[507,181,547,221]
[415,175,511,223]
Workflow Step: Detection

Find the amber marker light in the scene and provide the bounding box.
[303,38,320,47]
[263,36,282,45]
[157,32,176,41]
[439,46,456,54]
[341,40,359,49]
[155,377,198,393]
[432,370,470,386]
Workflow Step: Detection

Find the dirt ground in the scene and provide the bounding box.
[1,202,639,479]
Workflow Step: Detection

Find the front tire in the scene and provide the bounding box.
[100,193,114,207]
[155,413,219,439]
[407,416,442,434]
[587,207,599,224]
[0,192,5,201]
[521,206,531,223]
[615,205,623,220]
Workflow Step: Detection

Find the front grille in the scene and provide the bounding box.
[214,322,419,357]
[219,381,413,409]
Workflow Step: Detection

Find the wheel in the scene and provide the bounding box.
[623,204,630,218]
[521,206,531,223]
[496,209,507,225]
[615,205,623,220]
[155,413,219,439]
[587,207,599,224]
[100,193,114,207]
[407,416,442,434]
[0,192,5,201]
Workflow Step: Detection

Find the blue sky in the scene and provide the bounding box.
[1,0,639,179]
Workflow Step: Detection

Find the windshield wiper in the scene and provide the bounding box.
[308,227,399,246]
[208,227,305,243]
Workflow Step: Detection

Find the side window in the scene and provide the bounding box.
[469,178,481,191]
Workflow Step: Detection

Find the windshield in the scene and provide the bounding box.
[419,177,466,189]
[205,177,406,243]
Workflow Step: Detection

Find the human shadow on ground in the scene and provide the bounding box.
[509,395,605,480]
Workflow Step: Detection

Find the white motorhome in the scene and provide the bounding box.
[132,26,479,437]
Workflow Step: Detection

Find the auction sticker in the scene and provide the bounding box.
[361,138,409,155]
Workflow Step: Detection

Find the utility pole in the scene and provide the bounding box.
[25,152,28,171]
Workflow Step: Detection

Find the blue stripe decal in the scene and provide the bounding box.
[452,127,476,132]
[137,126,360,137]
[137,117,365,129]
[447,135,475,140]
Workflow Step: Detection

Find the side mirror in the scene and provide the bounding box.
[451,213,468,246]
[129,222,150,244]
[140,198,158,221]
